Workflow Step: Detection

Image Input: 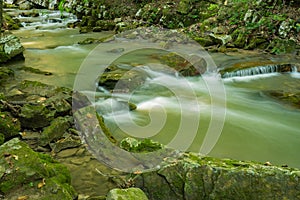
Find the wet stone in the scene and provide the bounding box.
[56,148,79,158]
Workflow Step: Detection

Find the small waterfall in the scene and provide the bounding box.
[221,64,297,78]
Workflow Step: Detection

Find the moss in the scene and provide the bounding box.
[0,138,76,198]
[120,137,163,153]
[40,116,71,146]
[0,111,21,140]
[19,104,55,129]
[107,188,148,200]
[0,67,14,84]
[96,112,117,143]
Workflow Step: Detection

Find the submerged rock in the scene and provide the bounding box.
[263,90,300,109]
[0,35,25,63]
[106,188,148,200]
[134,153,300,200]
[0,67,14,85]
[0,138,77,199]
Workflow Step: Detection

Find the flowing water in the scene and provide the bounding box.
[4,7,300,196]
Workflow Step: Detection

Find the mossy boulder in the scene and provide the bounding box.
[40,116,72,146]
[0,35,24,63]
[4,13,22,30]
[19,104,56,129]
[0,111,21,143]
[106,188,148,200]
[120,137,163,153]
[98,64,147,92]
[0,67,14,85]
[134,152,300,200]
[0,138,77,199]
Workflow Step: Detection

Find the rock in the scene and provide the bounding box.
[120,137,163,153]
[106,188,148,200]
[0,111,21,141]
[19,66,52,75]
[134,153,300,200]
[0,35,25,63]
[39,116,71,146]
[98,64,147,92]
[19,103,55,129]
[49,137,81,153]
[4,13,22,30]
[0,67,14,85]
[0,138,77,199]
[220,63,296,78]
[263,91,300,109]
[209,33,232,46]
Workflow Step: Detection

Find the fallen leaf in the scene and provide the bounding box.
[17,196,28,200]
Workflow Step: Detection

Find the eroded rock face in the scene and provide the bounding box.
[134,153,300,200]
[0,138,77,199]
[0,35,24,63]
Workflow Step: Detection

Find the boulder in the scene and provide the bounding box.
[134,153,300,200]
[0,35,24,63]
[19,103,55,129]
[0,111,21,144]
[106,188,148,200]
[0,67,14,85]
[0,138,77,199]
[39,116,71,146]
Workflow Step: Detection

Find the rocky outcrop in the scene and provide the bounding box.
[0,34,24,63]
[0,138,77,199]
[134,152,300,200]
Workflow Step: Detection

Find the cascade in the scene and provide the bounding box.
[222,64,297,78]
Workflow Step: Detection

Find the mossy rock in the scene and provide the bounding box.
[19,104,56,129]
[98,64,147,92]
[0,138,77,199]
[194,36,215,47]
[0,35,24,63]
[0,111,21,141]
[106,188,148,200]
[134,152,300,200]
[263,91,300,109]
[120,137,163,153]
[0,67,14,85]
[4,13,22,30]
[40,116,72,146]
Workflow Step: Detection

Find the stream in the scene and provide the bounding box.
[4,7,300,197]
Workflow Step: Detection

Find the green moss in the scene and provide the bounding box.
[120,137,163,153]
[0,111,21,140]
[0,138,76,198]
[96,112,117,143]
